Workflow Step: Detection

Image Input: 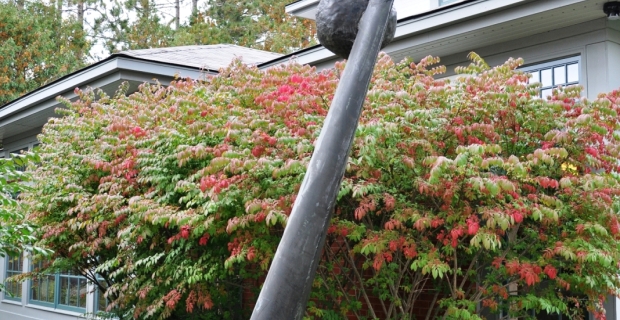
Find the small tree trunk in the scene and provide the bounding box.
[76,0,84,60]
[77,0,84,28]
[192,0,198,19]
[56,0,63,20]
[175,0,180,29]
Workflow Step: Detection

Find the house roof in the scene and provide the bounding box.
[118,44,283,70]
[0,45,282,144]
[0,0,612,144]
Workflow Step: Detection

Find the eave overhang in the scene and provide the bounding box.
[273,0,606,68]
[0,55,210,143]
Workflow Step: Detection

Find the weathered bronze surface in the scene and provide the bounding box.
[250,1,396,318]
[316,0,397,59]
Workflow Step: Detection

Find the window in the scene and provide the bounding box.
[522,56,580,98]
[4,255,23,301]
[30,262,88,312]
[439,0,462,5]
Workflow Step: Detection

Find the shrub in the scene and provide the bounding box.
[23,53,620,319]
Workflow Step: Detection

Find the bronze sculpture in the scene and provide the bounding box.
[250,1,396,319]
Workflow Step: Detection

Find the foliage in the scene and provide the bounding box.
[0,152,50,293]
[92,0,177,53]
[91,0,316,55]
[184,0,316,53]
[22,53,620,320]
[0,1,88,106]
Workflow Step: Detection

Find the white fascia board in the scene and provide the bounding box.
[395,0,527,38]
[282,0,591,67]
[0,58,121,120]
[290,46,337,66]
[385,0,587,52]
[0,72,123,128]
[258,45,337,69]
[385,0,591,57]
[285,0,318,19]
[0,57,206,122]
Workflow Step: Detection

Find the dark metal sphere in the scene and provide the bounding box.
[316,0,397,59]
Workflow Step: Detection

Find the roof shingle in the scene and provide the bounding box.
[118,44,283,70]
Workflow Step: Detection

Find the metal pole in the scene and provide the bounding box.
[250,0,395,318]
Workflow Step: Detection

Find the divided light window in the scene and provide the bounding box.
[30,261,88,312]
[4,255,23,300]
[522,56,580,98]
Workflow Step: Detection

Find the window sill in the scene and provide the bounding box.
[1,299,23,306]
[26,303,85,317]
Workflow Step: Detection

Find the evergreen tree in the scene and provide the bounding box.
[93,0,316,55]
[188,0,316,53]
[92,0,176,52]
[0,1,88,106]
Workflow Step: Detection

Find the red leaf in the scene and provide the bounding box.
[467,216,480,235]
[251,146,265,157]
[544,265,557,280]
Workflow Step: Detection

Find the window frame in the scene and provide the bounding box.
[520,56,581,98]
[3,254,24,301]
[29,262,88,313]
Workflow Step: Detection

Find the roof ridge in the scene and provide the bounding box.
[122,44,231,55]
[121,44,282,57]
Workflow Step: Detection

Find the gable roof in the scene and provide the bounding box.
[0,45,282,144]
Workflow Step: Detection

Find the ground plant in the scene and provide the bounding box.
[21,53,620,319]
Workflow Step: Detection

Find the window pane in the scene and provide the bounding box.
[59,275,85,308]
[567,63,579,82]
[98,289,107,312]
[60,277,69,306]
[529,72,539,83]
[541,69,552,87]
[79,279,87,308]
[542,89,553,98]
[554,66,566,85]
[97,278,110,312]
[5,256,23,300]
[47,275,56,303]
[31,274,55,304]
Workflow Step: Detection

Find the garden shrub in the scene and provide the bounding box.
[22,53,620,319]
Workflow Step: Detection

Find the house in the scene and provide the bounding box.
[1,0,620,319]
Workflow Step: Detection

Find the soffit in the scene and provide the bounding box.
[281,0,607,67]
[0,57,205,142]
[388,0,607,62]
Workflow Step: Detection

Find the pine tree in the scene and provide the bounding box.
[196,0,316,53]
[92,0,316,55]
[0,1,88,106]
[93,0,175,52]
